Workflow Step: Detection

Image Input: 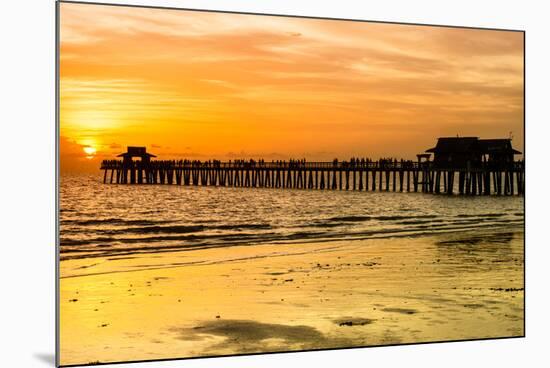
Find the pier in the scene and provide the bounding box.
[100,146,524,196]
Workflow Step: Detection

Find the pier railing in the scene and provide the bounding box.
[100,159,524,196]
[101,160,420,170]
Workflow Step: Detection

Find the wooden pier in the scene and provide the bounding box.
[100,158,525,196]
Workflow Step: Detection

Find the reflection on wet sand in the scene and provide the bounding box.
[171,319,352,353]
[436,231,515,246]
[59,228,524,365]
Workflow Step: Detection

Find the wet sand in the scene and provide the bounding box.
[59,228,524,366]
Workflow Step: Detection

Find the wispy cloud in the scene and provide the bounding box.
[59,2,523,171]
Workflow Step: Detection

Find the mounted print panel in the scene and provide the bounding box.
[57,1,524,366]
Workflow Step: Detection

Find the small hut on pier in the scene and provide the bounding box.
[478,139,522,165]
[117,146,156,167]
[425,137,521,169]
[425,137,481,168]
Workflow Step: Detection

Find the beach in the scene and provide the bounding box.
[56,5,527,365]
[59,228,524,366]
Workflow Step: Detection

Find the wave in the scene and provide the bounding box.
[60,230,278,248]
[455,213,504,218]
[59,221,524,261]
[60,215,523,249]
[61,218,174,226]
[59,174,524,262]
[62,223,272,236]
[328,214,440,223]
[60,219,523,253]
[328,215,371,222]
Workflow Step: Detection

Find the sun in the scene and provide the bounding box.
[83,145,97,159]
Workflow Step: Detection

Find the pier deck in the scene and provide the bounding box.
[100,159,524,196]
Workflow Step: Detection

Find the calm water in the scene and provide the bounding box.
[60,174,524,260]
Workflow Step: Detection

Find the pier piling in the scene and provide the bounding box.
[100,158,524,196]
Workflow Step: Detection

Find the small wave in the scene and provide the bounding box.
[373,215,411,221]
[60,231,278,248]
[455,213,504,218]
[374,214,439,221]
[328,215,371,222]
[62,218,173,226]
[215,224,272,230]
[395,219,444,225]
[327,214,437,222]
[308,222,350,228]
[99,225,206,235]
[70,223,272,236]
[61,236,117,246]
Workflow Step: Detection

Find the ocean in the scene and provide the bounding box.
[59,173,524,261]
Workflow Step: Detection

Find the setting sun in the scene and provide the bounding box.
[83,145,96,158]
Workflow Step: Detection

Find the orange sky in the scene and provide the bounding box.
[59,2,524,173]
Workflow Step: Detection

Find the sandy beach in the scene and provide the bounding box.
[59,228,524,366]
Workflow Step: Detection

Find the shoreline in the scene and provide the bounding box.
[60,228,524,366]
[59,220,523,264]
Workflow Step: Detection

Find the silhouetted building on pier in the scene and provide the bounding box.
[117,146,156,166]
[478,139,522,165]
[425,137,521,169]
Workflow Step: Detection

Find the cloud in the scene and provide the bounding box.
[59,2,523,168]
